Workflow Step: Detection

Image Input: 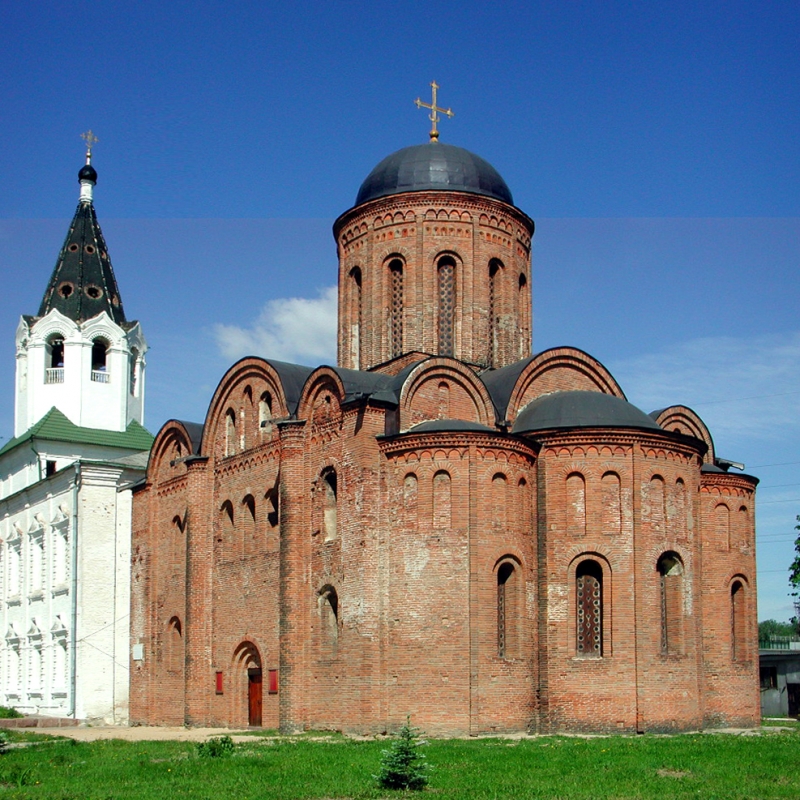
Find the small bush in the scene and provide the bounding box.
[0,706,22,719]
[197,735,235,758]
[0,731,9,755]
[375,717,430,791]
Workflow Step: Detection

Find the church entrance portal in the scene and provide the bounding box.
[248,668,263,727]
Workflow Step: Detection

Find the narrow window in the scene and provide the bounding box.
[437,256,456,356]
[737,505,749,549]
[166,617,182,673]
[566,473,586,537]
[497,560,519,658]
[715,503,731,551]
[646,475,666,532]
[601,472,622,535]
[657,553,684,655]
[242,494,256,553]
[265,487,279,529]
[389,259,404,358]
[259,392,273,430]
[349,267,362,367]
[731,580,748,662]
[488,259,502,367]
[46,460,57,477]
[433,470,452,528]
[403,473,418,525]
[129,347,139,395]
[437,381,450,419]
[219,500,234,559]
[91,338,109,383]
[225,409,236,456]
[322,470,337,541]
[492,473,507,529]
[673,478,687,538]
[576,560,603,657]
[319,586,339,651]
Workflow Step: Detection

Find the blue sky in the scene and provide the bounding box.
[1,1,798,621]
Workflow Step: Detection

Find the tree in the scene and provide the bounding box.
[790,515,800,632]
[375,717,430,791]
[759,619,796,639]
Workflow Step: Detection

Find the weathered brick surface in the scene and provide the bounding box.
[130,186,759,736]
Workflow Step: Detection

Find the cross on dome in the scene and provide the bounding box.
[414,81,454,141]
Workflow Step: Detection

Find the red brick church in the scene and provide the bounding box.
[130,113,759,734]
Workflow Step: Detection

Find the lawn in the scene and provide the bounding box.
[0,726,798,799]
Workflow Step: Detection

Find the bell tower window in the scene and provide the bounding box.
[437,256,456,356]
[91,338,110,383]
[349,267,362,368]
[45,336,65,384]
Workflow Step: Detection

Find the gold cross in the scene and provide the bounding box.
[81,130,99,163]
[415,81,454,141]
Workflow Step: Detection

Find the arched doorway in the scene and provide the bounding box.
[233,641,262,727]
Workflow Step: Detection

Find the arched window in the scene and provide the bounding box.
[497,559,520,658]
[647,475,666,532]
[657,553,684,655]
[389,258,404,358]
[225,409,236,457]
[265,487,279,529]
[576,560,603,657]
[601,472,622,535]
[437,381,450,419]
[566,473,586,537]
[91,338,109,383]
[45,335,65,383]
[259,392,273,431]
[731,580,748,662]
[437,256,456,356]
[242,494,256,553]
[349,267,362,367]
[492,473,507,529]
[715,503,731,551]
[219,500,234,559]
[129,347,139,395]
[319,586,339,650]
[322,469,337,541]
[737,505,750,549]
[488,260,503,366]
[403,473,418,525]
[673,478,687,538]
[433,470,451,528]
[166,617,183,673]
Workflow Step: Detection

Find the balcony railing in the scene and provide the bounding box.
[759,635,800,651]
[91,370,110,384]
[45,368,64,384]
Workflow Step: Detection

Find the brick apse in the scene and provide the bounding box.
[129,138,759,735]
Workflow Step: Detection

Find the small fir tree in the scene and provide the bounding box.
[375,716,430,791]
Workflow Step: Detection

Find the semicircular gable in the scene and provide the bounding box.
[652,405,715,464]
[399,358,495,430]
[296,366,346,424]
[202,357,294,457]
[147,420,199,485]
[505,347,625,425]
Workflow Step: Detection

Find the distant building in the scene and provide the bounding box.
[760,638,800,717]
[131,124,760,735]
[0,147,152,723]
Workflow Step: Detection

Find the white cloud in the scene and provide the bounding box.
[213,286,338,366]
[608,331,800,442]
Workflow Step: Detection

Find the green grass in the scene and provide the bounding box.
[0,728,797,799]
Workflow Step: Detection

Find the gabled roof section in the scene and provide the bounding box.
[0,407,153,457]
[38,163,126,324]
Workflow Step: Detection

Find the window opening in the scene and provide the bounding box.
[576,560,603,657]
[657,553,684,655]
[389,259,404,358]
[497,561,517,658]
[437,257,455,356]
[45,337,65,384]
[91,339,109,383]
[488,260,501,366]
[322,470,337,541]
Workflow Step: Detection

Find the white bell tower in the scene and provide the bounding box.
[14,135,147,436]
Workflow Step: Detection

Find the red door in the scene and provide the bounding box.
[248,668,263,727]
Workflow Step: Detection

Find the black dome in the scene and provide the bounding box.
[78,164,97,183]
[512,391,662,435]
[356,142,513,206]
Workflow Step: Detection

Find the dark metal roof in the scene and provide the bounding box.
[355,142,513,206]
[38,178,127,324]
[480,356,537,421]
[409,419,496,434]
[264,360,315,415]
[512,391,662,435]
[176,421,204,454]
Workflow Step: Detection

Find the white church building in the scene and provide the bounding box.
[0,141,152,723]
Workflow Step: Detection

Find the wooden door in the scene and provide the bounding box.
[248,668,263,727]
